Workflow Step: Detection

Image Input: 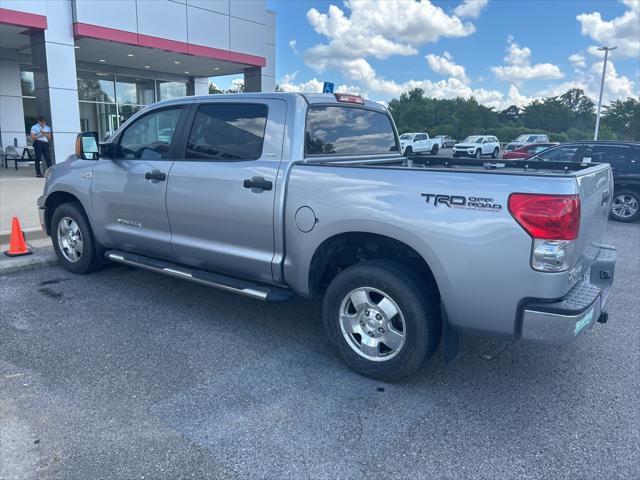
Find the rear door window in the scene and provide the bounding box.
[186,103,268,161]
[305,106,398,156]
[585,146,631,168]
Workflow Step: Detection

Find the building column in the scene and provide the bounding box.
[0,56,26,150]
[194,77,209,96]
[244,10,276,92]
[30,1,79,163]
[244,67,263,92]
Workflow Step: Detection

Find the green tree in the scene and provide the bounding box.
[602,98,640,140]
[498,105,521,124]
[559,88,595,131]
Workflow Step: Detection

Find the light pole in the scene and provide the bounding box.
[594,46,617,141]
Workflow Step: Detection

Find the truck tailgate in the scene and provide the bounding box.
[574,163,613,276]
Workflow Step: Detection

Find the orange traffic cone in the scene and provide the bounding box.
[4,217,32,257]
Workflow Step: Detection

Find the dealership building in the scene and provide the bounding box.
[0,0,275,162]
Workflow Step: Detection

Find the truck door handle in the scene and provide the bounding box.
[145,169,166,181]
[601,190,610,206]
[243,176,272,192]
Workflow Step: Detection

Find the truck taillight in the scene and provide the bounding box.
[508,193,580,240]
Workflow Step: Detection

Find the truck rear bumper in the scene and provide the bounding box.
[520,244,617,345]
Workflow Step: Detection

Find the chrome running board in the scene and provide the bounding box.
[106,250,293,303]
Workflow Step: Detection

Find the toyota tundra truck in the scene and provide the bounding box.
[38,92,617,381]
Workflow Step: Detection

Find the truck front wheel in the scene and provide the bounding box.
[51,202,102,274]
[322,260,440,381]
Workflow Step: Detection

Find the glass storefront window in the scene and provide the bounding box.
[75,71,189,143]
[20,71,35,96]
[77,71,116,103]
[117,103,145,125]
[157,80,188,100]
[22,97,38,138]
[79,102,119,141]
[116,77,155,106]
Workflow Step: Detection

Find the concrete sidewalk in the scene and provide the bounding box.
[0,167,45,238]
[0,237,56,275]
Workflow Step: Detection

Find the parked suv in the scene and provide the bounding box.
[530,141,640,222]
[453,135,500,159]
[505,134,549,151]
[399,132,439,155]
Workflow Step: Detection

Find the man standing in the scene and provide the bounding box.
[30,115,52,178]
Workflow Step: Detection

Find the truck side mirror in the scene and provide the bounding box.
[76,132,99,160]
[99,141,115,159]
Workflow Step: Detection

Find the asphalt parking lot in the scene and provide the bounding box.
[1,221,638,480]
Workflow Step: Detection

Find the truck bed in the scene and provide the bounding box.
[310,155,597,177]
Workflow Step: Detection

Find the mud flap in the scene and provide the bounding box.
[442,306,463,364]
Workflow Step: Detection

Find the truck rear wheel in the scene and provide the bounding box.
[404,146,412,156]
[610,189,639,222]
[322,260,440,381]
[431,144,439,155]
[51,202,102,274]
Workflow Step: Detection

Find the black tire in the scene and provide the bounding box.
[475,149,482,160]
[610,189,640,222]
[404,146,413,156]
[431,144,439,155]
[492,148,499,159]
[322,260,441,382]
[51,202,102,274]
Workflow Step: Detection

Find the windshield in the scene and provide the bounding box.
[514,135,528,142]
[462,136,482,143]
[434,135,444,139]
[400,133,414,140]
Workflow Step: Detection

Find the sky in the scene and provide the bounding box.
[242,0,639,109]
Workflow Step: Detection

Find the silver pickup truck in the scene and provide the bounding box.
[38,92,617,381]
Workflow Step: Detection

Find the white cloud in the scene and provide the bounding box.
[577,0,640,58]
[230,78,244,91]
[426,51,470,83]
[304,1,477,71]
[453,0,489,19]
[491,36,564,84]
[291,57,531,109]
[289,39,298,55]
[536,59,637,105]
[569,53,587,69]
[279,71,324,93]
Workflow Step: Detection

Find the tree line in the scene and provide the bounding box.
[387,88,639,142]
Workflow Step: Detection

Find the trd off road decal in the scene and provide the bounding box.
[421,193,502,212]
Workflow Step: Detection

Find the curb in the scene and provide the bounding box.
[0,228,47,244]
[0,246,58,275]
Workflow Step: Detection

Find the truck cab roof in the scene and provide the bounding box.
[151,92,386,112]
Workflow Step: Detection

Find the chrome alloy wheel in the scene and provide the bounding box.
[339,287,406,362]
[612,194,638,219]
[57,216,84,262]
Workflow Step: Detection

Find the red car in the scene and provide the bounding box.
[502,143,557,159]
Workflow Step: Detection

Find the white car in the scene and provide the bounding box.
[399,132,439,156]
[453,135,500,159]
